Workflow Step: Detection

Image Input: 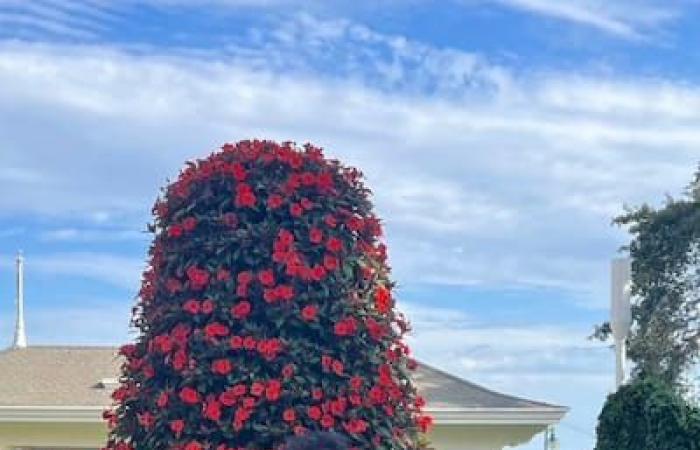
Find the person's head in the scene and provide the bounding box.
[284,431,349,450]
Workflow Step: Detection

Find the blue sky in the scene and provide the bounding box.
[1,1,699,448]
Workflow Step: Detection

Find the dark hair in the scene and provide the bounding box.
[284,432,350,450]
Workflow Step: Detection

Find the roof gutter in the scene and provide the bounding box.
[427,407,569,425]
[0,405,568,426]
[0,406,105,423]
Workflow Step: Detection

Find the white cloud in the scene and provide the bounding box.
[402,301,611,450]
[7,252,146,291]
[0,15,697,306]
[38,227,147,243]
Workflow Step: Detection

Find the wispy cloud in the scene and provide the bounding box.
[0,0,124,40]
[488,0,678,40]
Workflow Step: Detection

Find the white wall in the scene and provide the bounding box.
[429,424,544,450]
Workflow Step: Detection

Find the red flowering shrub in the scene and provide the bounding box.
[104,140,431,450]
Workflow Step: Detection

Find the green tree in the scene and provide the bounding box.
[104,141,431,450]
[594,166,700,388]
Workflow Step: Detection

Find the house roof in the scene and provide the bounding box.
[0,346,566,425]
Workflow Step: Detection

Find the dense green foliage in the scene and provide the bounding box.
[104,141,431,450]
[596,377,700,450]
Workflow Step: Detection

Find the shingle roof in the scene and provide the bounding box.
[0,346,563,414]
[0,346,120,407]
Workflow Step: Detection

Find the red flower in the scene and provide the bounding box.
[212,359,233,375]
[258,269,275,287]
[186,266,210,291]
[321,355,333,370]
[277,229,294,246]
[300,172,316,186]
[201,299,215,314]
[266,379,282,401]
[203,400,222,422]
[235,184,256,208]
[350,376,364,391]
[312,388,323,401]
[332,360,344,376]
[324,214,337,228]
[290,203,303,218]
[204,322,229,338]
[242,396,256,409]
[275,284,294,301]
[307,406,322,421]
[172,350,188,372]
[185,442,203,450]
[169,419,185,438]
[309,227,323,244]
[282,363,295,378]
[321,414,335,429]
[232,384,247,396]
[183,299,200,315]
[374,286,392,314]
[334,317,358,337]
[347,216,363,231]
[417,415,434,433]
[243,336,256,349]
[219,389,237,407]
[310,265,327,281]
[229,335,243,349]
[168,224,183,238]
[326,237,343,253]
[323,254,339,271]
[237,270,253,284]
[330,397,347,416]
[216,268,231,282]
[344,418,369,434]
[366,317,387,341]
[251,382,265,397]
[231,163,247,181]
[301,304,318,321]
[300,198,314,210]
[118,343,136,358]
[182,217,197,232]
[179,387,200,405]
[267,194,284,209]
[156,391,169,408]
[231,300,252,319]
[283,408,296,422]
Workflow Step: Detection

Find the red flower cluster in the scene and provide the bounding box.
[105,141,430,450]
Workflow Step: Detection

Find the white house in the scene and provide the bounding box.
[0,255,566,450]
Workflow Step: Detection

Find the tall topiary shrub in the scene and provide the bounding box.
[595,377,700,450]
[104,141,432,450]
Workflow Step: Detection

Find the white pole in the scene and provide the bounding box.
[611,257,632,389]
[12,251,27,349]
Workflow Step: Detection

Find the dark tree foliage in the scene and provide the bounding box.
[593,166,700,387]
[595,377,700,450]
[103,141,431,450]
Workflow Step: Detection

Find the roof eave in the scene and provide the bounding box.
[0,405,568,426]
[0,405,105,423]
[427,407,569,425]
